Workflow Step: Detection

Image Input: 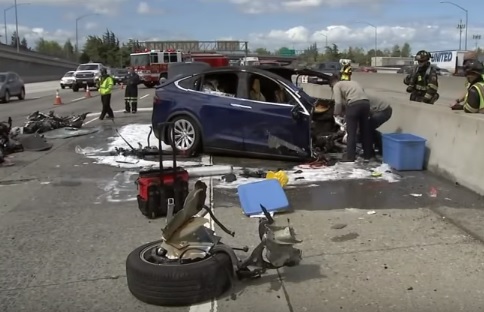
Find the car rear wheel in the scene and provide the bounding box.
[18,88,25,100]
[168,116,201,156]
[60,84,65,89]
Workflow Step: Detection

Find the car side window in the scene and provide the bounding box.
[178,75,201,91]
[246,74,296,105]
[201,72,238,97]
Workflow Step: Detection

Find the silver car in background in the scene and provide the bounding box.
[60,71,76,89]
[0,72,25,103]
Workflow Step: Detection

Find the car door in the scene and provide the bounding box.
[7,73,19,95]
[194,70,244,151]
[231,72,311,158]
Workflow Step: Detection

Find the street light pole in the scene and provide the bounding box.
[3,2,30,46]
[355,21,377,63]
[14,0,19,52]
[75,13,99,56]
[440,1,468,50]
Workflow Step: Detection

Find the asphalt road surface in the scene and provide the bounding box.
[2,77,484,312]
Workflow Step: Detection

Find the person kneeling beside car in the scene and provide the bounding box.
[367,95,392,155]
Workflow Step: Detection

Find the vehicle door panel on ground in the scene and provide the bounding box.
[195,71,244,151]
[235,72,311,157]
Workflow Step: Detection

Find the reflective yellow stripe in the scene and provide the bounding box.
[464,82,484,112]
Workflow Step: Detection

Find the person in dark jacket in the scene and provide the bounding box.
[124,68,140,114]
[403,50,439,104]
[330,74,374,162]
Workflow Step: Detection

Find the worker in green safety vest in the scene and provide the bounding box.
[453,56,484,107]
[451,60,484,113]
[98,68,115,120]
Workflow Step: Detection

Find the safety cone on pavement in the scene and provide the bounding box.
[85,87,91,98]
[53,89,62,105]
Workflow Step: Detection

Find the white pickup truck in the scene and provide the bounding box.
[72,62,106,92]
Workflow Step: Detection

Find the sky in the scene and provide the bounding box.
[0,0,483,54]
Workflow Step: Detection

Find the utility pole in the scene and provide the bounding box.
[473,34,481,50]
[441,1,468,50]
[457,19,465,50]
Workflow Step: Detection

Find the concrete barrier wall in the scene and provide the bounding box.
[0,45,79,83]
[300,82,484,196]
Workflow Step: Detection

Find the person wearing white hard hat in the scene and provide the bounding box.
[340,61,352,81]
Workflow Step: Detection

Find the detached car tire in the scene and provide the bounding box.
[126,241,233,306]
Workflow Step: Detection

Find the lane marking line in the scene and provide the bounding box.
[84,107,153,125]
[71,97,86,102]
[140,94,149,100]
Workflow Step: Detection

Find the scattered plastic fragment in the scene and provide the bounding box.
[410,193,422,197]
[367,210,376,215]
[429,187,438,197]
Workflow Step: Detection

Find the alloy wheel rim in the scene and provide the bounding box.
[173,119,195,150]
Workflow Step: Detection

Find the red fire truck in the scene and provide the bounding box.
[130,49,183,88]
[129,49,230,88]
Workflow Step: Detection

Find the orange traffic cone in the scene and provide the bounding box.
[85,87,91,98]
[54,90,62,105]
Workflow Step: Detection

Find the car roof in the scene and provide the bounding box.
[162,64,331,87]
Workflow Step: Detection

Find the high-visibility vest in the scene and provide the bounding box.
[99,76,114,95]
[340,66,351,81]
[464,81,484,113]
[464,74,484,103]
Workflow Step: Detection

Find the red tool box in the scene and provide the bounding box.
[135,122,189,219]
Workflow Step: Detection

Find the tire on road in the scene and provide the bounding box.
[167,115,202,156]
[126,240,233,306]
[18,88,25,100]
[2,90,10,103]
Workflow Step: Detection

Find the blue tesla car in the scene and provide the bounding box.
[152,64,332,160]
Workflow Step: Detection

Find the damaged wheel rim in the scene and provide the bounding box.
[173,119,195,151]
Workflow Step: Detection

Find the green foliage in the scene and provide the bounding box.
[255,47,271,55]
[10,31,29,50]
[81,30,140,67]
[258,41,414,66]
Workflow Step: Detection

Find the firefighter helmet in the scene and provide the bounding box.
[415,50,431,62]
[464,59,484,74]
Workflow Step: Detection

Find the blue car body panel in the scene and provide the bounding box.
[152,66,328,160]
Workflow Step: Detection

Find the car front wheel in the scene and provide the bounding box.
[126,240,233,306]
[168,116,201,156]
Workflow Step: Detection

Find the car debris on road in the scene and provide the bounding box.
[12,111,89,135]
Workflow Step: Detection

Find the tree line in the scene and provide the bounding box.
[255,42,414,65]
[12,30,484,67]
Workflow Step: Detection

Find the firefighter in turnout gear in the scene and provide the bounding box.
[340,61,352,81]
[451,60,484,113]
[124,68,140,114]
[403,50,439,104]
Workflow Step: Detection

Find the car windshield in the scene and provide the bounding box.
[0,75,6,83]
[77,65,98,71]
[130,54,150,67]
[64,72,74,77]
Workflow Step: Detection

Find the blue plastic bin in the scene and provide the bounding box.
[382,133,427,171]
